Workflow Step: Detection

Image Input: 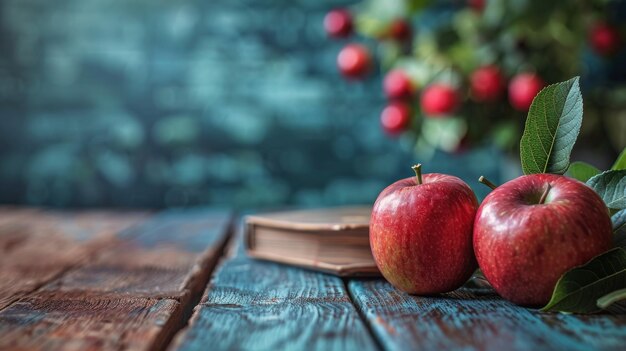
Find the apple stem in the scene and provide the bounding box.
[539,183,552,204]
[412,164,423,185]
[478,176,497,190]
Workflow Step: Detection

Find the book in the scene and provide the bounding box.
[244,206,379,276]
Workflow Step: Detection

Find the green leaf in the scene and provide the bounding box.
[407,0,432,12]
[565,161,600,183]
[421,117,467,153]
[586,170,626,210]
[613,209,626,248]
[542,248,626,313]
[520,77,583,175]
[612,148,626,170]
[490,121,519,150]
[597,288,626,311]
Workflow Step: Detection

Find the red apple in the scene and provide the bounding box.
[420,83,459,117]
[324,9,353,38]
[381,102,411,135]
[508,73,544,111]
[474,174,613,306]
[337,44,371,79]
[384,70,414,100]
[370,165,479,294]
[589,23,621,56]
[471,65,504,102]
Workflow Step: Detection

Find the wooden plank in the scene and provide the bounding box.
[0,208,233,351]
[349,279,626,351]
[42,208,233,299]
[0,210,148,310]
[170,227,379,351]
[0,207,41,228]
[0,291,181,351]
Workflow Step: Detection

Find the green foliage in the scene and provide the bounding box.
[491,121,519,151]
[565,161,600,183]
[351,0,624,154]
[420,118,467,153]
[407,0,431,12]
[523,77,626,313]
[612,148,626,170]
[613,209,626,248]
[597,288,626,310]
[542,248,626,313]
[586,170,626,210]
[520,77,583,175]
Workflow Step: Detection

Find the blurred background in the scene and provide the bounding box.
[0,0,623,209]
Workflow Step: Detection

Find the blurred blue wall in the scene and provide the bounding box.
[0,0,502,208]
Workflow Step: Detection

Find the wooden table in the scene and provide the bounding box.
[1,208,625,351]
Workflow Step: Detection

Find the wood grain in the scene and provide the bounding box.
[349,279,626,351]
[0,209,147,310]
[42,208,233,300]
[0,291,181,351]
[170,227,379,351]
[0,208,233,351]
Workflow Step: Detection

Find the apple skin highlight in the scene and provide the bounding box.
[370,172,479,295]
[474,174,613,306]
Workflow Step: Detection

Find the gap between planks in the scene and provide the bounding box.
[168,224,380,351]
[344,277,384,351]
[150,217,236,351]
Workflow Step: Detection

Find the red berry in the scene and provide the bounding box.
[381,102,411,135]
[337,44,371,79]
[384,70,414,100]
[471,65,504,102]
[324,9,353,38]
[420,84,459,117]
[508,73,545,111]
[389,19,412,41]
[468,0,485,12]
[589,23,621,56]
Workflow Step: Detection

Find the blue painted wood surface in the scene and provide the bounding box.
[349,279,626,351]
[171,229,379,351]
[4,207,626,351]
